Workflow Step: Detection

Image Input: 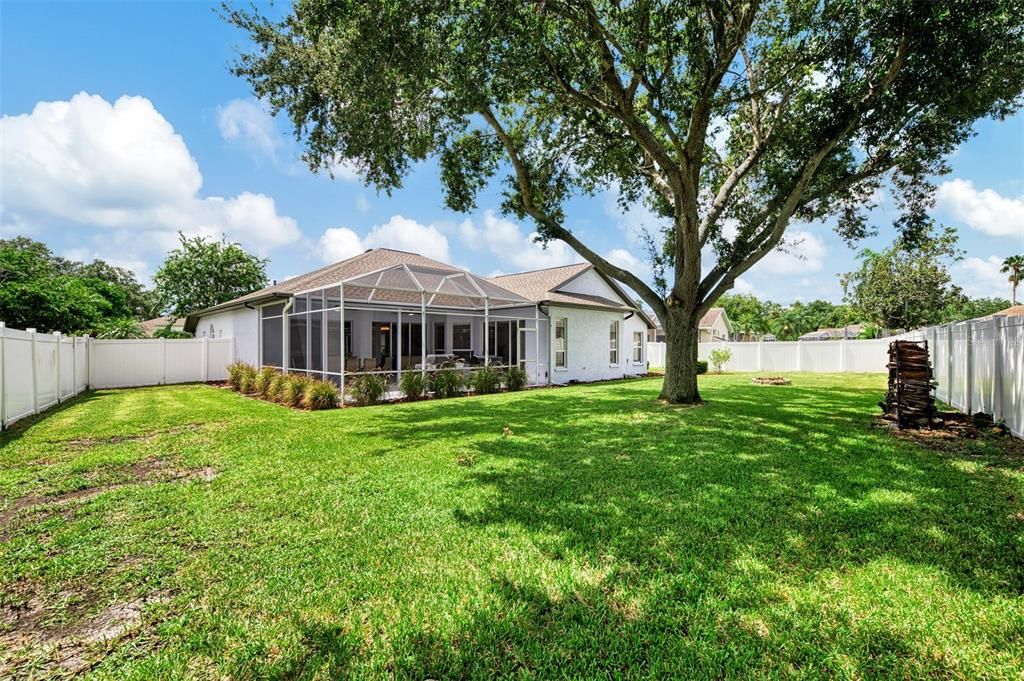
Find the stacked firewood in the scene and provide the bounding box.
[880,340,937,429]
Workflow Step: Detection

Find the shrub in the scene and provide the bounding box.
[238,364,259,393]
[430,368,463,399]
[226,361,249,390]
[303,379,339,410]
[505,366,527,391]
[254,366,277,397]
[469,366,501,395]
[696,360,708,375]
[709,348,732,374]
[399,371,427,401]
[347,373,387,406]
[268,372,289,402]
[281,374,312,407]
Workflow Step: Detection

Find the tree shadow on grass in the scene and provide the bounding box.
[333,378,1023,676]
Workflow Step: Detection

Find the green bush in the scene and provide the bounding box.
[302,379,339,410]
[505,366,527,391]
[430,368,463,399]
[238,364,259,394]
[399,371,427,400]
[268,372,289,402]
[469,366,501,395]
[254,366,278,397]
[347,373,387,406]
[281,374,312,407]
[709,348,732,374]
[226,361,249,390]
[696,360,708,375]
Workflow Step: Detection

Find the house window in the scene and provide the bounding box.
[452,323,471,358]
[554,318,567,369]
[633,331,644,363]
[434,322,446,353]
[609,320,619,364]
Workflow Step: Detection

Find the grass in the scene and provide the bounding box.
[1,374,1022,679]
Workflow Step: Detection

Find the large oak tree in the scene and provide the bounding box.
[228,0,1023,403]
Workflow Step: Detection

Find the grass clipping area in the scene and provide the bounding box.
[1,374,1022,678]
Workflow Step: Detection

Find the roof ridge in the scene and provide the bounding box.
[489,261,590,279]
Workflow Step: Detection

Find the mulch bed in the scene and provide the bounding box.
[876,410,1024,458]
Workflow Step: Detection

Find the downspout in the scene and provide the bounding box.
[281,296,294,374]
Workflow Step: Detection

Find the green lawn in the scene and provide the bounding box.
[1,374,1022,679]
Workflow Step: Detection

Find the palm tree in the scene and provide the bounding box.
[1001,255,1024,305]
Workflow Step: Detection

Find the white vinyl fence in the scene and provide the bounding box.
[0,323,235,430]
[648,313,1023,437]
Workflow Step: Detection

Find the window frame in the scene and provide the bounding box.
[554,317,568,369]
[632,330,644,363]
[609,320,620,366]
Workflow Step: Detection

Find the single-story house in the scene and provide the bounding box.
[799,324,864,341]
[184,249,654,389]
[140,316,187,337]
[646,307,732,343]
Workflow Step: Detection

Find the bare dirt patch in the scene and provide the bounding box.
[1,577,169,676]
[0,459,218,541]
[876,411,1024,458]
[56,422,206,450]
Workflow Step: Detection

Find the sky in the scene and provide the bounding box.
[1,1,1022,306]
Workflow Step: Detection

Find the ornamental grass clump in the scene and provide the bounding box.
[267,372,289,403]
[430,368,463,399]
[226,361,249,390]
[469,366,501,395]
[303,379,339,410]
[254,366,278,397]
[505,366,527,391]
[237,364,259,394]
[399,371,427,401]
[281,374,312,407]
[347,373,388,406]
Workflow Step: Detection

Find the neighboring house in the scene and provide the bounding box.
[699,308,732,342]
[646,307,731,343]
[140,316,186,337]
[185,249,654,387]
[799,324,864,341]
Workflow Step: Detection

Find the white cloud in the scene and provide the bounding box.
[602,185,669,246]
[216,98,278,158]
[62,247,151,283]
[317,215,450,264]
[0,92,301,257]
[604,247,649,276]
[752,229,828,274]
[459,210,582,270]
[953,256,1013,299]
[318,227,365,263]
[329,157,361,182]
[936,179,1024,238]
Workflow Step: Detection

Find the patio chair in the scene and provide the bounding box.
[362,358,378,372]
[345,357,360,373]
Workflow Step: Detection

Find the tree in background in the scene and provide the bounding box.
[941,297,1011,323]
[1001,255,1023,305]
[229,0,1024,403]
[841,227,965,330]
[0,237,150,333]
[153,233,268,318]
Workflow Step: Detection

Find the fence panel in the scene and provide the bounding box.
[34,334,59,412]
[164,339,205,384]
[761,341,799,372]
[3,328,37,426]
[207,339,233,381]
[59,336,76,400]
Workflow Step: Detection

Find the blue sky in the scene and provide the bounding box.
[2,1,1022,305]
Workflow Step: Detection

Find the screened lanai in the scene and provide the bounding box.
[256,263,549,392]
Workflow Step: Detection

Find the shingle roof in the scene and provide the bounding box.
[489,263,655,327]
[997,305,1024,317]
[184,249,525,330]
[140,316,184,336]
[699,308,724,329]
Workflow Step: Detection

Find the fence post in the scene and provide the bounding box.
[28,328,39,414]
[795,339,802,372]
[230,335,236,365]
[160,337,167,385]
[757,338,763,372]
[71,335,77,396]
[53,332,62,404]
[964,320,973,415]
[202,336,209,383]
[946,323,954,407]
[840,337,847,373]
[992,315,1005,423]
[0,322,5,430]
[86,335,94,390]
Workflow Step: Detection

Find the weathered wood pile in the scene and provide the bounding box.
[880,340,937,429]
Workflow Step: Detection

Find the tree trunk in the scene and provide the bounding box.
[658,308,702,403]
